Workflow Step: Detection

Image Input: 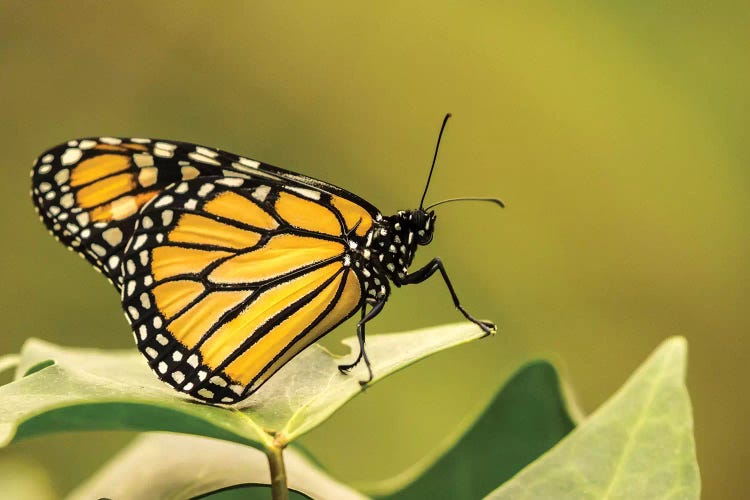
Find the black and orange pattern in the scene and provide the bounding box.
[123,178,365,402]
[31,134,495,404]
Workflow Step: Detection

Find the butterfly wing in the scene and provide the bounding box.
[121,177,367,403]
[31,137,380,289]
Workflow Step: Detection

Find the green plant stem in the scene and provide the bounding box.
[267,445,289,500]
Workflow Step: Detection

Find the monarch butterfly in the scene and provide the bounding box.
[30,115,502,404]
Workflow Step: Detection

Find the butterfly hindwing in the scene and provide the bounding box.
[121,176,366,403]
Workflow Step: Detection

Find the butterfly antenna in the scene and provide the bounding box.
[419,113,452,210]
[425,196,505,211]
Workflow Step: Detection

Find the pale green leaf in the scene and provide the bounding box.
[487,337,700,500]
[68,432,365,500]
[0,323,484,450]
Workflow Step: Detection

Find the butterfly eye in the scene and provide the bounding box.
[417,229,433,245]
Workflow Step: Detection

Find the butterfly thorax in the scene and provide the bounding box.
[350,209,436,301]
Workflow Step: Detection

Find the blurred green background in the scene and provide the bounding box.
[1,2,747,498]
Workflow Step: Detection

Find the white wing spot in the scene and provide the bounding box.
[181,166,200,180]
[61,148,82,166]
[287,186,321,200]
[134,153,154,168]
[99,137,122,145]
[54,168,69,185]
[196,146,218,158]
[198,183,214,197]
[224,169,251,179]
[132,233,148,250]
[154,195,174,208]
[239,157,260,168]
[90,243,106,257]
[216,178,244,187]
[161,210,174,226]
[153,147,173,158]
[188,152,221,166]
[108,255,120,270]
[60,193,74,208]
[76,212,89,226]
[155,141,177,151]
[252,185,271,202]
[127,306,140,320]
[102,227,123,246]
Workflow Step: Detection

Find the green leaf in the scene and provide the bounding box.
[0,322,484,450]
[69,432,365,500]
[364,361,576,499]
[487,337,700,499]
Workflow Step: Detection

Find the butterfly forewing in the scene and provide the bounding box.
[31,137,380,289]
[121,177,365,403]
[31,138,229,286]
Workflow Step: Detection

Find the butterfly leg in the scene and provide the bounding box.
[401,257,496,336]
[338,299,386,386]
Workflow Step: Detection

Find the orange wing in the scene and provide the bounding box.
[31,138,224,286]
[121,177,368,403]
[31,137,380,290]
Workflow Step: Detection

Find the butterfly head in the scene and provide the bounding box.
[404,209,436,246]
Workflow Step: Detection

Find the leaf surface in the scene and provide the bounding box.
[0,323,485,449]
[68,432,365,500]
[366,361,575,499]
[488,337,700,499]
